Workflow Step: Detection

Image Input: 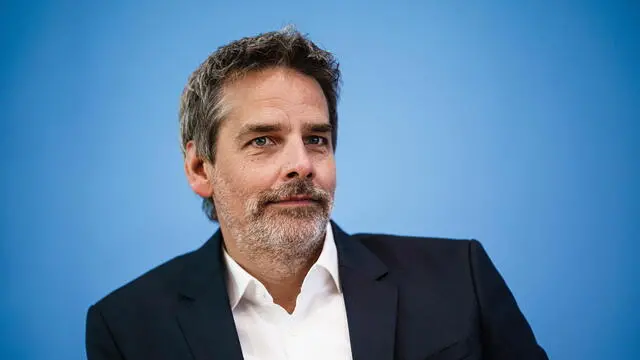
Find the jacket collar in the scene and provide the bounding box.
[176,220,398,360]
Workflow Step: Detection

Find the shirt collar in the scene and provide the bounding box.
[222,222,341,310]
[315,221,341,293]
[222,243,254,310]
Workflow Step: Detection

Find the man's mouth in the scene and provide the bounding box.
[268,195,318,206]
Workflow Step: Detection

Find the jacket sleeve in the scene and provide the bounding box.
[86,304,125,360]
[469,240,549,359]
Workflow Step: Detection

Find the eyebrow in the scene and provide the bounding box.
[235,123,282,142]
[236,122,333,141]
[303,123,333,133]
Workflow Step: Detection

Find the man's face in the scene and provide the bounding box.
[209,67,336,258]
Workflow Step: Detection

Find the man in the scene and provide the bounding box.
[86,27,548,360]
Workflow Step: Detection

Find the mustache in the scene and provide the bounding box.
[258,179,330,205]
[248,179,333,218]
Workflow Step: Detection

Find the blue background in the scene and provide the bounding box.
[1,1,638,359]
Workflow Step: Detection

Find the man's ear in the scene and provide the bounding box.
[184,141,214,198]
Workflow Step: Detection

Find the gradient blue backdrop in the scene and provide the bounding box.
[1,1,638,359]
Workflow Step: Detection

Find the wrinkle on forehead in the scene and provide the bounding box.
[219,67,329,130]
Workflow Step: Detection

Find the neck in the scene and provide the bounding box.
[221,223,325,313]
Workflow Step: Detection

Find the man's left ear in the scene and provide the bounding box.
[184,141,214,198]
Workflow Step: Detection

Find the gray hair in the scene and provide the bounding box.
[179,26,341,221]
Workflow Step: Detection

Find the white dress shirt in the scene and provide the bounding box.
[222,223,353,360]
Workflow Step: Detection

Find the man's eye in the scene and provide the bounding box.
[251,137,273,147]
[305,136,327,145]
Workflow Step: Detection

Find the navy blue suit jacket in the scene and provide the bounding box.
[86,221,548,359]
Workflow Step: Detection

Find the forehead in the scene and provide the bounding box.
[221,67,329,129]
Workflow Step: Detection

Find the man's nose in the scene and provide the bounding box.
[282,139,313,180]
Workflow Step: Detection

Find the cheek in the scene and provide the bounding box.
[316,158,337,191]
[215,159,279,198]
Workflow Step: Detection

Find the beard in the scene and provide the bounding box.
[213,177,334,267]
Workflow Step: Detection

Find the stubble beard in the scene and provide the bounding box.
[214,177,334,276]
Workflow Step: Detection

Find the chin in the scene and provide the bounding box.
[266,212,327,233]
[267,203,327,219]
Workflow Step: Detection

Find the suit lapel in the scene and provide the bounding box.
[176,230,244,360]
[173,222,398,360]
[332,222,398,360]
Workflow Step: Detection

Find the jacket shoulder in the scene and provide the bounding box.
[91,248,197,311]
[350,232,475,270]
